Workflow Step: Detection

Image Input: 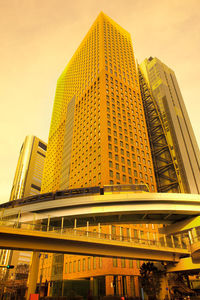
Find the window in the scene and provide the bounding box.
[121,258,126,268]
[83,259,86,271]
[39,141,47,151]
[69,262,72,273]
[134,229,138,238]
[99,257,102,268]
[111,225,116,236]
[78,260,80,272]
[129,259,133,268]
[93,257,96,269]
[88,257,91,270]
[113,258,118,267]
[73,261,76,272]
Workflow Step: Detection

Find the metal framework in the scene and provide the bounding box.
[138,67,182,193]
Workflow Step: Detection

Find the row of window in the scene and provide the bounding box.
[113,258,134,268]
[109,179,155,191]
[109,169,153,182]
[65,257,102,273]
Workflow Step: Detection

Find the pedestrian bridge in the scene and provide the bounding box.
[0,220,190,262]
[1,190,200,266]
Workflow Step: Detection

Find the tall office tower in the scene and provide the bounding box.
[0,136,47,279]
[140,57,200,194]
[10,135,47,200]
[40,12,158,298]
[42,12,157,193]
[138,67,182,193]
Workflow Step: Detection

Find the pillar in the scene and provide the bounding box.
[26,251,40,300]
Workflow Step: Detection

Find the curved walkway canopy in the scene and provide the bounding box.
[2,192,200,225]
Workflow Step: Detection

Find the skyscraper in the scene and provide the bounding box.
[140,57,200,194]
[0,136,47,281]
[41,12,157,194]
[39,12,159,298]
[10,135,47,200]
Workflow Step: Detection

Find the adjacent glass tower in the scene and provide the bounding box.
[10,135,47,200]
[41,12,157,193]
[140,57,200,194]
[1,136,47,281]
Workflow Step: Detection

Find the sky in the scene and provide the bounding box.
[0,0,200,203]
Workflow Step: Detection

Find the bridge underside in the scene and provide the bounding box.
[0,225,189,262]
[2,193,200,226]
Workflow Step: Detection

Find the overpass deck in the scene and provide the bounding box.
[0,220,190,262]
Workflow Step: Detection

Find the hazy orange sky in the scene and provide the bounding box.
[0,0,200,203]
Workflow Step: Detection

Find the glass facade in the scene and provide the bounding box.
[41,12,157,193]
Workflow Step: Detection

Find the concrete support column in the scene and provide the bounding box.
[26,251,40,300]
[159,273,170,300]
[106,275,114,295]
[47,281,51,297]
[90,277,94,295]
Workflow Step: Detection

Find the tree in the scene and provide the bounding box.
[140,262,162,300]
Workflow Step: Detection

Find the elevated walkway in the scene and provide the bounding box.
[0,220,189,262]
[167,257,200,272]
[2,192,200,225]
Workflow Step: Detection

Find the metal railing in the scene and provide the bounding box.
[0,219,188,251]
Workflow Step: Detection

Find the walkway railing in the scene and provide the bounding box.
[0,219,188,251]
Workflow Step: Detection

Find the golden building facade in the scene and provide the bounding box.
[10,135,47,200]
[140,57,200,194]
[42,12,157,193]
[0,136,47,280]
[38,223,159,298]
[40,12,158,298]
